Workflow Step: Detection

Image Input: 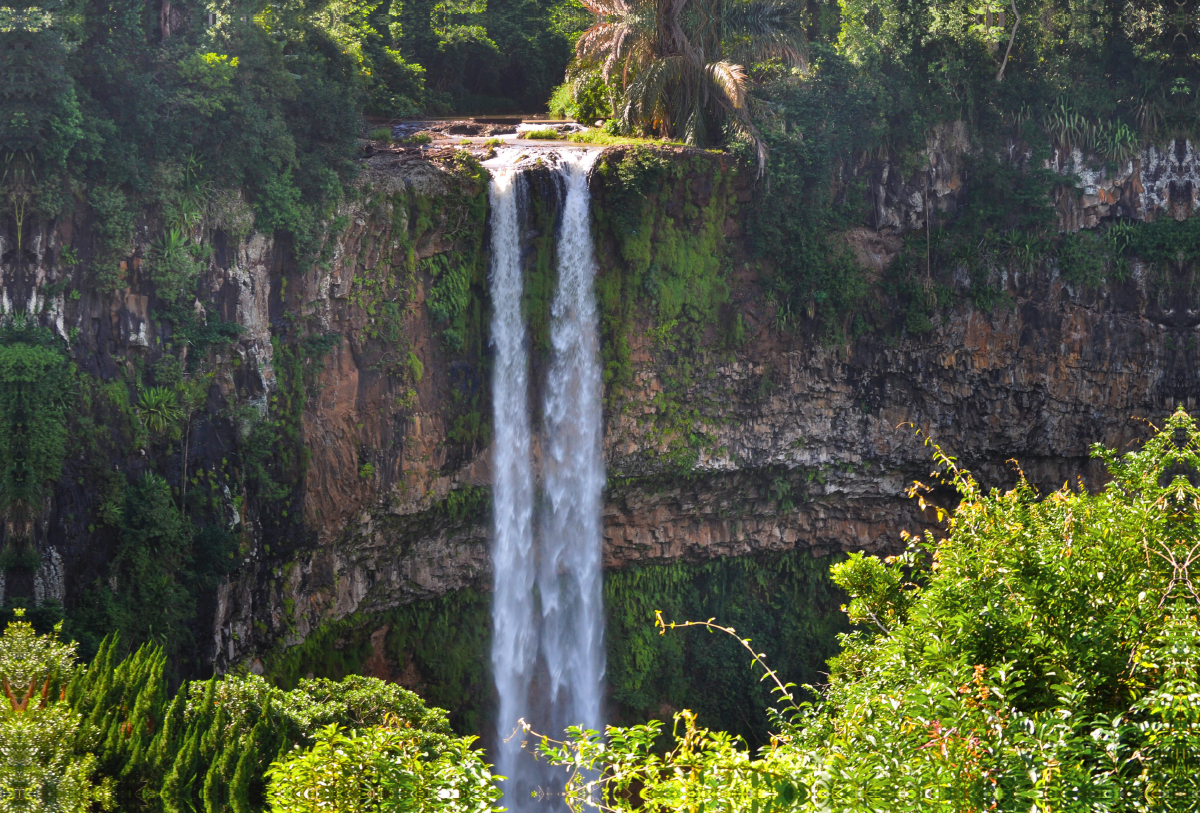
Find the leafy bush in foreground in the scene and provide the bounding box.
[266,723,499,813]
[535,408,1200,811]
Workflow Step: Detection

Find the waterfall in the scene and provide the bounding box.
[487,166,537,800]
[487,149,605,811]
[537,151,606,742]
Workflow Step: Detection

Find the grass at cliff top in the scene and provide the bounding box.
[567,130,687,146]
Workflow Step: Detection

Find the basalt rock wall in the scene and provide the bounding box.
[1,138,1196,674]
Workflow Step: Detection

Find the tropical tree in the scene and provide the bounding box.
[58,628,486,813]
[574,0,804,167]
[0,610,113,813]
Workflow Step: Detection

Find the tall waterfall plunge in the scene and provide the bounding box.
[488,149,606,810]
[487,165,538,803]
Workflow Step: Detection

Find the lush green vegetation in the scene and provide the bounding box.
[262,547,843,746]
[0,0,582,298]
[571,0,803,165]
[743,0,1200,339]
[552,0,1200,340]
[5,0,1200,803]
[532,409,1200,811]
[0,611,497,812]
[0,322,73,521]
[266,723,499,813]
[10,407,1200,809]
[605,550,847,747]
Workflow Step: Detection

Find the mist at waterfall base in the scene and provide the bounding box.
[488,150,606,811]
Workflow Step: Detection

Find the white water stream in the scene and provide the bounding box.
[487,148,605,810]
[487,165,538,800]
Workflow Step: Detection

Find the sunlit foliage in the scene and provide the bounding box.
[0,611,112,813]
[266,723,501,813]
[572,0,804,162]
[533,408,1200,811]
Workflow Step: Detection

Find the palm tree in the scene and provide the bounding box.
[575,0,804,171]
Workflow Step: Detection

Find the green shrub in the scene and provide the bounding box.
[521,128,559,139]
[405,132,433,145]
[540,408,1200,810]
[368,127,393,142]
[1057,230,1108,287]
[87,185,136,290]
[547,69,614,122]
[94,474,196,660]
[0,611,112,812]
[54,628,467,813]
[0,541,42,571]
[148,227,204,304]
[0,323,73,514]
[265,724,500,813]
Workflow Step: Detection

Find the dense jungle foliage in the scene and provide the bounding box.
[533,410,1200,811]
[0,0,584,268]
[4,0,1200,801]
[0,613,498,812]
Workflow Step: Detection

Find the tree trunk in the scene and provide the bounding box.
[995,0,1020,82]
[180,416,190,515]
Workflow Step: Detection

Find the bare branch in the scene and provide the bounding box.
[995,0,1020,82]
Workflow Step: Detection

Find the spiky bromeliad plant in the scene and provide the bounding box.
[137,386,182,436]
[530,408,1200,811]
[574,0,804,170]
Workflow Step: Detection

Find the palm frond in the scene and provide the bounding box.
[723,0,806,67]
[706,60,748,108]
[621,55,686,130]
[580,0,798,174]
[576,22,627,63]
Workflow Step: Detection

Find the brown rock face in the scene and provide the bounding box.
[212,145,1196,671]
[4,137,1195,671]
[603,277,1179,570]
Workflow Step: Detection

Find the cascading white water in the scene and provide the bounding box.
[486,148,606,812]
[537,150,606,744]
[487,166,538,801]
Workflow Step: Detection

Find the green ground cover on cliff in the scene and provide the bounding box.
[0,0,577,297]
[555,0,1200,341]
[740,0,1200,338]
[264,548,846,747]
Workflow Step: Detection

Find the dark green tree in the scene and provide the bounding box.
[0,323,72,521]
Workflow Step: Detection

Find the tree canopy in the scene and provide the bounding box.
[0,616,500,813]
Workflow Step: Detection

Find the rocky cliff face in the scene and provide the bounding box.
[3,137,1197,674]
[216,139,1200,673]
